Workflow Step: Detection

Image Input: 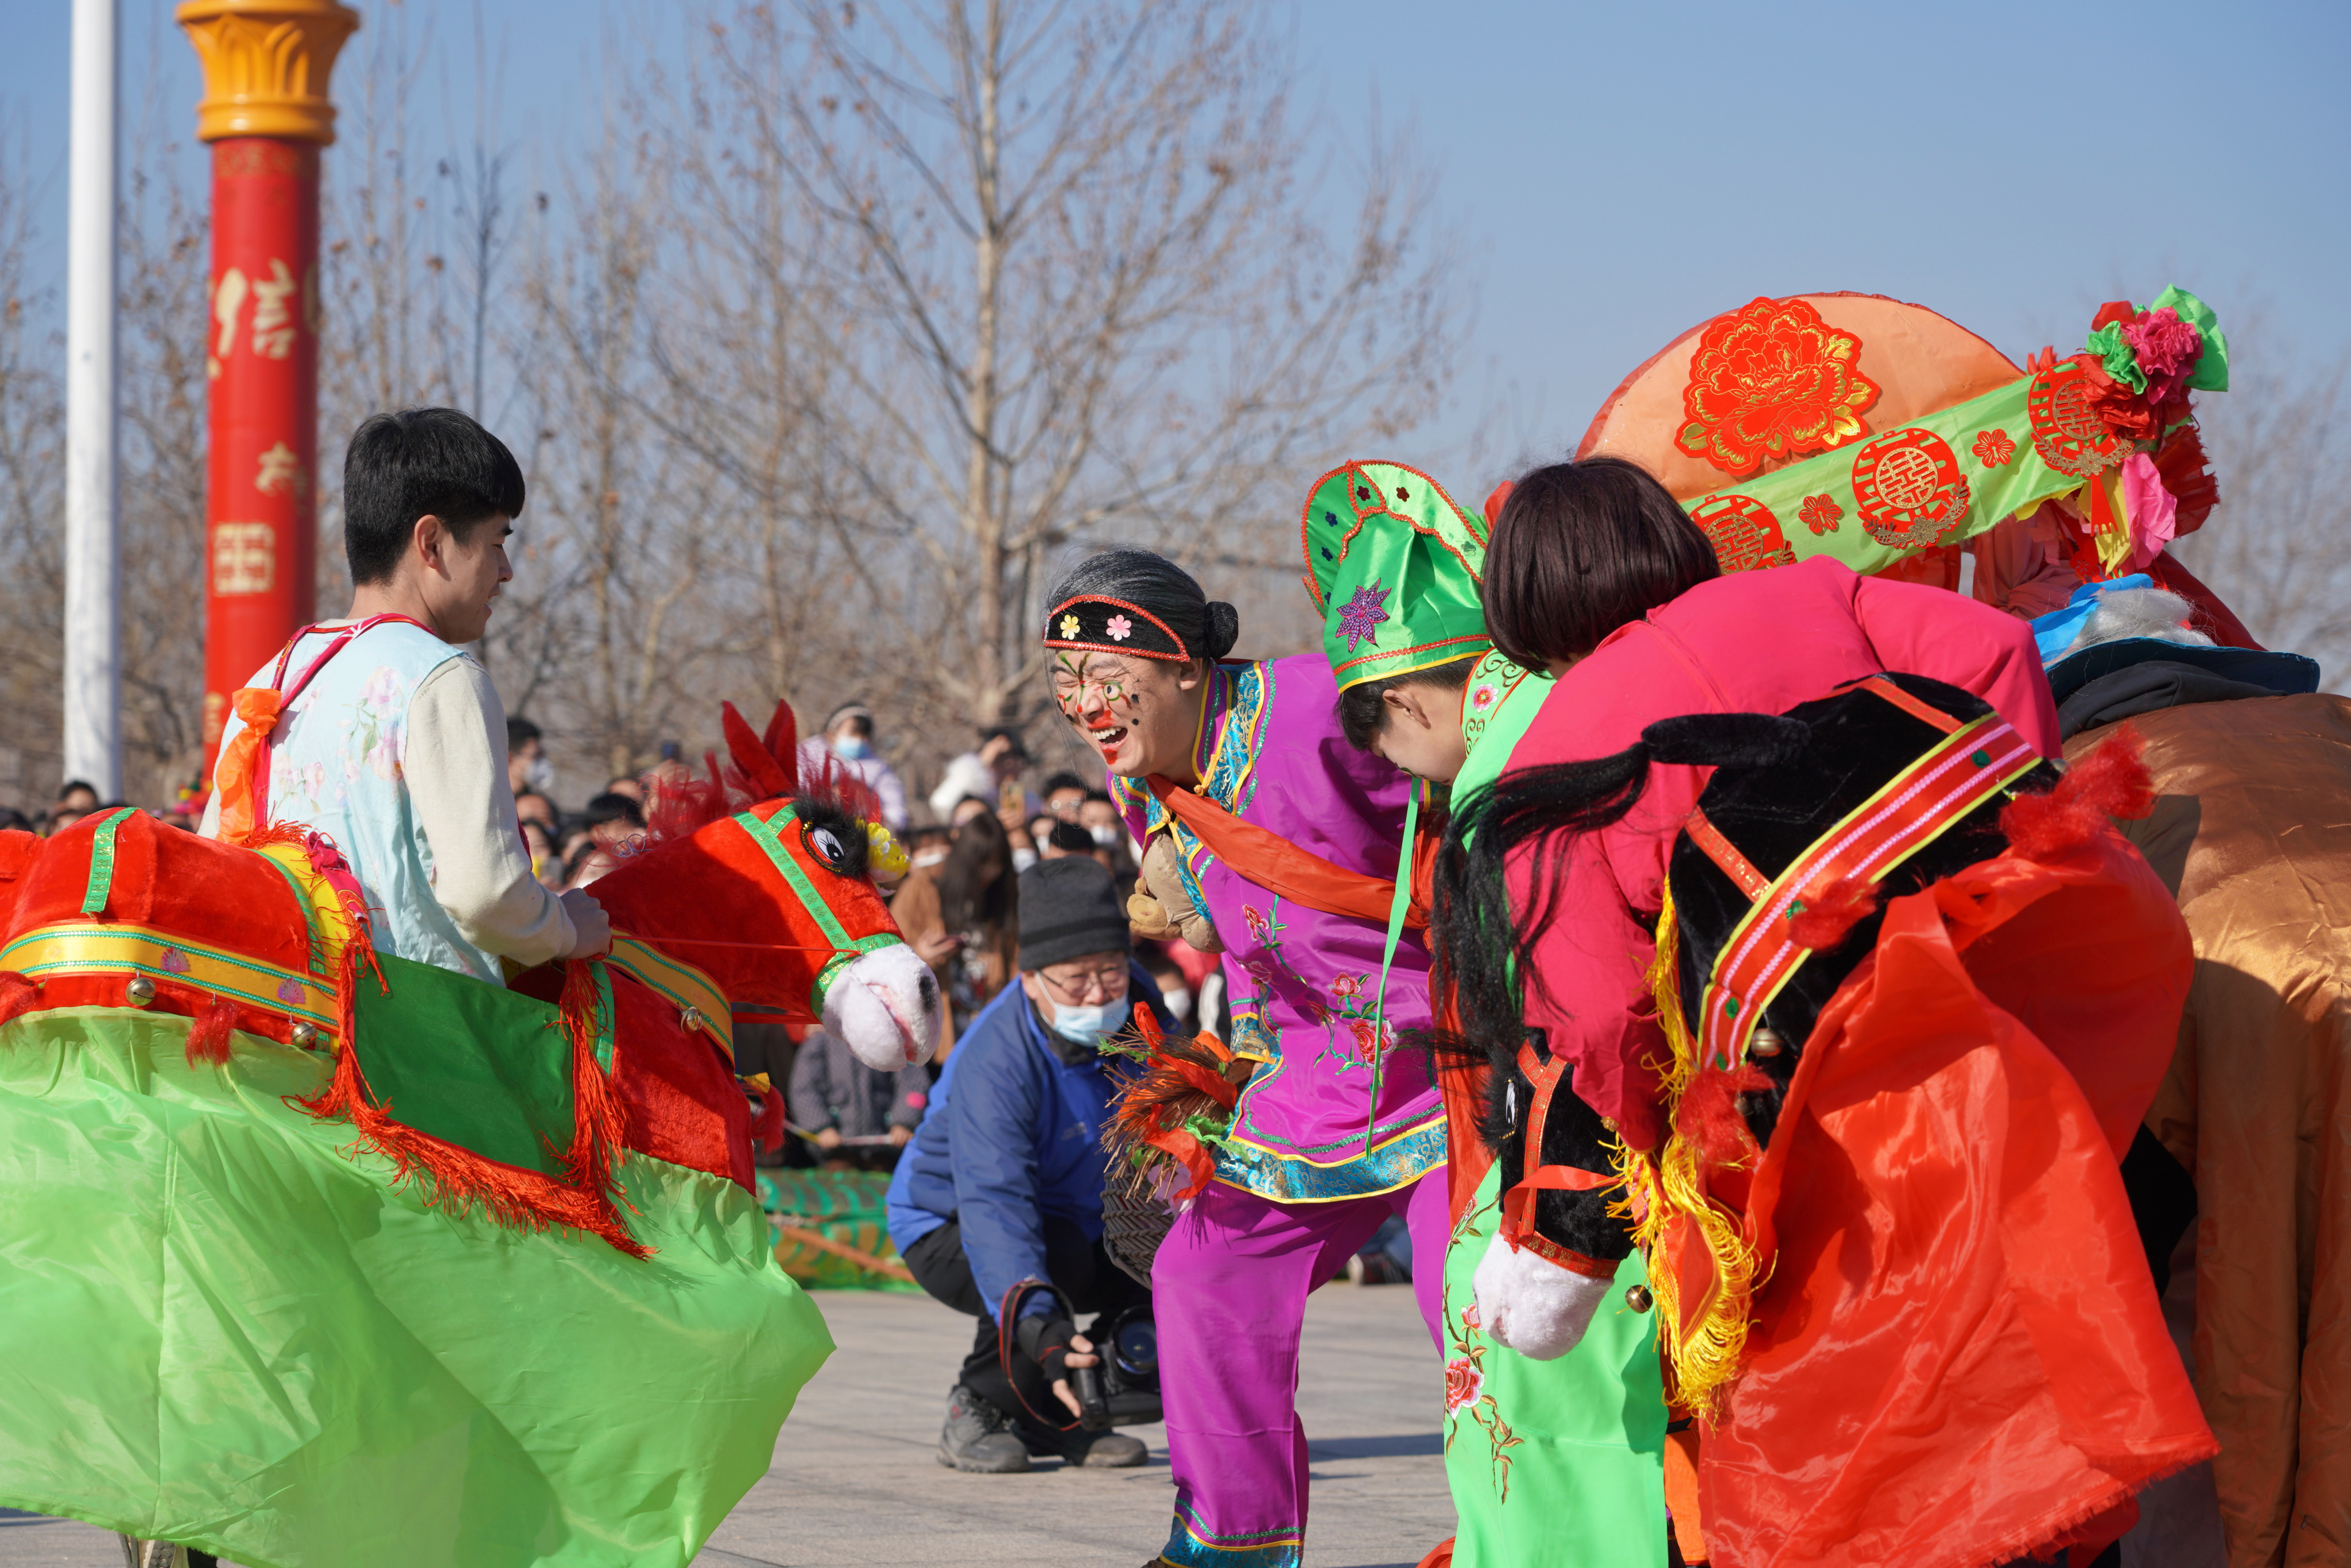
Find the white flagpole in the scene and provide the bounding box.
[65,0,122,802]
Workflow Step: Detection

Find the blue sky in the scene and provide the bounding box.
[6,0,2345,476]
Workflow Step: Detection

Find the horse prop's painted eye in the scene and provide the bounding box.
[808,825,848,869]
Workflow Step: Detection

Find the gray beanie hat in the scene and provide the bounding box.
[1017,856,1130,971]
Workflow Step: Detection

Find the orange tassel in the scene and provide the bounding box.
[184,996,239,1066]
[2000,726,2154,862]
[1787,877,1881,952]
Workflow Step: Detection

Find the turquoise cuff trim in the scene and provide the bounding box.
[1212,1113,1445,1204]
[1161,1511,1303,1568]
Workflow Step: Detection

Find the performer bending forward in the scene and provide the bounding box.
[1044,550,1448,1568]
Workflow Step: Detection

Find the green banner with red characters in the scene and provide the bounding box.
[1679,359,2136,577]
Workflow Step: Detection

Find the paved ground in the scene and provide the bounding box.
[3,1280,1452,1568]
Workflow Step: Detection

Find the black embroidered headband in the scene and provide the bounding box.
[1042,596,1190,662]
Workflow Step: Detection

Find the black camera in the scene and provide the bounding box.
[1069,1306,1162,1431]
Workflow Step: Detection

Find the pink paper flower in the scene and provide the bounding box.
[2123,308,2204,406]
[1105,614,1134,642]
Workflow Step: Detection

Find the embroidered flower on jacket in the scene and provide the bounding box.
[1972,428,2018,469]
[1330,973,1363,999]
[1105,614,1134,642]
[1444,1356,1484,1411]
[1058,613,1080,639]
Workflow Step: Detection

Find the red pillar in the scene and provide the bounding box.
[178,1,358,781]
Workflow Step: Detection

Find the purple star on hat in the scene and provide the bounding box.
[1337,581,1391,652]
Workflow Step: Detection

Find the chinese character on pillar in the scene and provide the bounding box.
[177,0,359,781]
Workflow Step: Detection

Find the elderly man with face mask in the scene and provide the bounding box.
[885,856,1170,1474]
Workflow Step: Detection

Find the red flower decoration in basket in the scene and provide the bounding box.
[1798,494,1843,535]
[1972,429,2018,469]
[1674,297,1882,478]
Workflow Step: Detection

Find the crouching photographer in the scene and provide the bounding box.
[884,856,1167,1473]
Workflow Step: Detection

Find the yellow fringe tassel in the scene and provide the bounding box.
[1619,884,1764,1422]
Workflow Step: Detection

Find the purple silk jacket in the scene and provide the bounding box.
[1113,654,1444,1203]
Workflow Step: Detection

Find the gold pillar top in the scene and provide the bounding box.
[177,0,360,146]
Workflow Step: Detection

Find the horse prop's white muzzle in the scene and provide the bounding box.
[824,944,941,1069]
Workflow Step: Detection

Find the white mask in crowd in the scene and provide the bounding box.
[1089,824,1121,848]
[1158,987,1192,1021]
[1048,995,1131,1046]
[523,754,556,796]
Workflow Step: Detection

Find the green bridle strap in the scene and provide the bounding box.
[728,806,901,1016]
[731,806,854,950]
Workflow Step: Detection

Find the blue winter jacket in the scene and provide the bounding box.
[885,965,1166,1317]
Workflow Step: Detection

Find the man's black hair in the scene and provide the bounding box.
[343,408,527,587]
[980,724,1028,756]
[56,779,98,803]
[579,792,645,830]
[507,716,542,749]
[1040,771,1089,799]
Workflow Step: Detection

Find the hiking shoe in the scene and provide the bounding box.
[938,1384,1030,1473]
[1022,1422,1149,1468]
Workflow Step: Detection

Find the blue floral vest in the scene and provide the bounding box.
[220,620,505,984]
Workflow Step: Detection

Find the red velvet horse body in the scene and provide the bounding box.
[0,701,932,1221]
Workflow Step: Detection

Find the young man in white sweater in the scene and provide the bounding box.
[204,408,608,981]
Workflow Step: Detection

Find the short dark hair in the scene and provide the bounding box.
[980,725,1029,759]
[580,791,644,830]
[1040,771,1089,799]
[56,778,98,804]
[1482,457,1718,671]
[343,408,527,586]
[507,716,542,749]
[1336,655,1479,752]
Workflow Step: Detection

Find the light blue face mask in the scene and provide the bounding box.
[1048,994,1130,1046]
[833,735,873,760]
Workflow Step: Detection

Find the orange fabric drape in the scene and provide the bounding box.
[1145,775,1432,930]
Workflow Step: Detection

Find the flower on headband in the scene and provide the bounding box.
[1337,582,1390,652]
[1058,614,1080,639]
[1106,614,1133,642]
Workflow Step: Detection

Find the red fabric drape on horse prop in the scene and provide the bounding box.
[1697,824,2214,1568]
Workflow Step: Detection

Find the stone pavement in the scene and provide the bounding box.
[5,1279,1453,1568]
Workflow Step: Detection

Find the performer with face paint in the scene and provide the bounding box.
[1042,550,1448,1568]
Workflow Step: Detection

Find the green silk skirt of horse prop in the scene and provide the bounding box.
[1440,1161,1669,1567]
[0,1004,832,1568]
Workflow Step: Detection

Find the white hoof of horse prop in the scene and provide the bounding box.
[825,943,940,1069]
[1471,1233,1611,1361]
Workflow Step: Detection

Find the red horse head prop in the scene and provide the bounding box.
[590,700,938,1069]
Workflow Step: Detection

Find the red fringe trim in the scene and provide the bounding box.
[2154,426,2221,537]
[293,940,650,1259]
[183,996,239,1066]
[1999,727,2155,862]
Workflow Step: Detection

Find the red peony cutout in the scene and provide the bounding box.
[1674,297,1883,478]
[1798,494,1844,535]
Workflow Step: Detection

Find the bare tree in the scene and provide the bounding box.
[0,131,66,810]
[662,0,1459,732]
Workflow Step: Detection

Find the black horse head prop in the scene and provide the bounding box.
[1427,673,2063,1268]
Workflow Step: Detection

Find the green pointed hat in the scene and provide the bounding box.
[1301,460,1491,690]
